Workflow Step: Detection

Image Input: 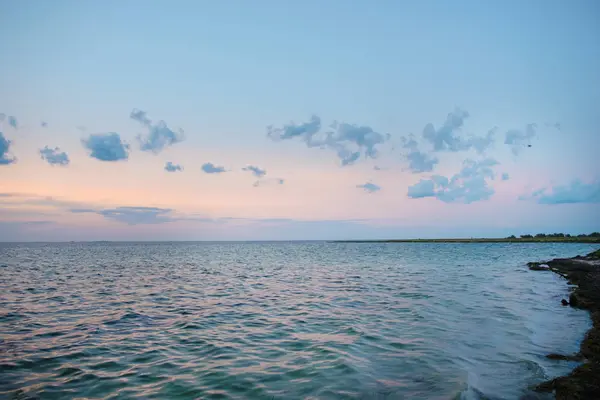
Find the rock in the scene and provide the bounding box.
[546,353,583,361]
[569,293,580,307]
[562,299,569,306]
[528,262,550,271]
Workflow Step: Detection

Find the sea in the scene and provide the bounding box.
[1,242,598,399]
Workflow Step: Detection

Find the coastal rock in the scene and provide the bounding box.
[533,248,600,399]
[546,353,582,361]
[527,262,549,271]
[561,299,569,306]
[569,293,579,308]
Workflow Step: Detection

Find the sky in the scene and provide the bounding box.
[1,0,599,241]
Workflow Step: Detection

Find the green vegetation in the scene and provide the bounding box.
[336,232,600,243]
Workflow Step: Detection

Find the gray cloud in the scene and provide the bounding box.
[242,165,267,178]
[41,121,48,128]
[468,128,496,154]
[253,178,285,187]
[130,108,184,153]
[400,135,439,173]
[0,132,16,165]
[422,108,471,152]
[165,161,183,172]
[40,146,70,166]
[82,132,129,161]
[398,110,496,173]
[357,182,381,193]
[501,172,509,181]
[268,115,389,166]
[524,179,600,204]
[202,162,226,174]
[8,116,18,129]
[504,123,537,155]
[72,206,176,225]
[407,158,499,203]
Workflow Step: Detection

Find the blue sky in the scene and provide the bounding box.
[0,0,598,241]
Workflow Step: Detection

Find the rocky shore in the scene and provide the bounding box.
[528,248,600,399]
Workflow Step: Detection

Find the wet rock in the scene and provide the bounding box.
[569,293,579,307]
[546,353,582,361]
[527,262,549,271]
[562,299,569,306]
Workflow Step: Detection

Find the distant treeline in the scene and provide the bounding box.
[507,232,600,239]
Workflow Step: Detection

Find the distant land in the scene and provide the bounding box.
[335,233,600,244]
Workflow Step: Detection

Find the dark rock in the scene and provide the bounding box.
[569,293,579,307]
[546,353,582,361]
[562,299,569,306]
[527,262,550,271]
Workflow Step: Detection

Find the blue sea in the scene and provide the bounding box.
[1,242,598,399]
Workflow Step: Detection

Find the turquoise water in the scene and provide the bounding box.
[1,242,598,399]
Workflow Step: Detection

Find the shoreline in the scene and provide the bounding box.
[528,248,600,399]
[334,238,600,244]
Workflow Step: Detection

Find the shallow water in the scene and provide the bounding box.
[0,242,597,399]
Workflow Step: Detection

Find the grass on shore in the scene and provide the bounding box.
[335,237,600,244]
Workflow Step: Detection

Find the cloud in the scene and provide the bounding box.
[253,178,285,187]
[422,108,471,152]
[165,162,183,172]
[0,113,4,121]
[39,146,70,166]
[468,128,496,154]
[356,182,381,193]
[504,123,537,155]
[400,135,439,173]
[82,132,129,161]
[41,121,48,128]
[407,158,499,203]
[72,206,176,225]
[268,115,389,166]
[501,172,509,181]
[525,179,600,204]
[8,116,18,129]
[0,132,16,165]
[407,179,435,198]
[130,109,184,153]
[202,162,226,174]
[242,165,267,178]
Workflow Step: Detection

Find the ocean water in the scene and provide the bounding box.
[1,242,598,400]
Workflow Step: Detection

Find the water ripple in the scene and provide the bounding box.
[1,242,597,399]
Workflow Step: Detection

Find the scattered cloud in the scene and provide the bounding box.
[468,128,496,154]
[41,121,48,128]
[407,179,435,198]
[164,161,183,172]
[130,108,184,153]
[202,162,226,174]
[407,158,499,203]
[39,146,70,166]
[400,135,439,173]
[524,179,600,204]
[504,123,537,155]
[8,116,18,129]
[242,165,267,178]
[268,115,389,166]
[72,206,176,225]
[501,172,510,181]
[82,132,129,162]
[253,178,285,187]
[422,108,471,152]
[545,122,561,131]
[0,132,16,165]
[357,182,381,193]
